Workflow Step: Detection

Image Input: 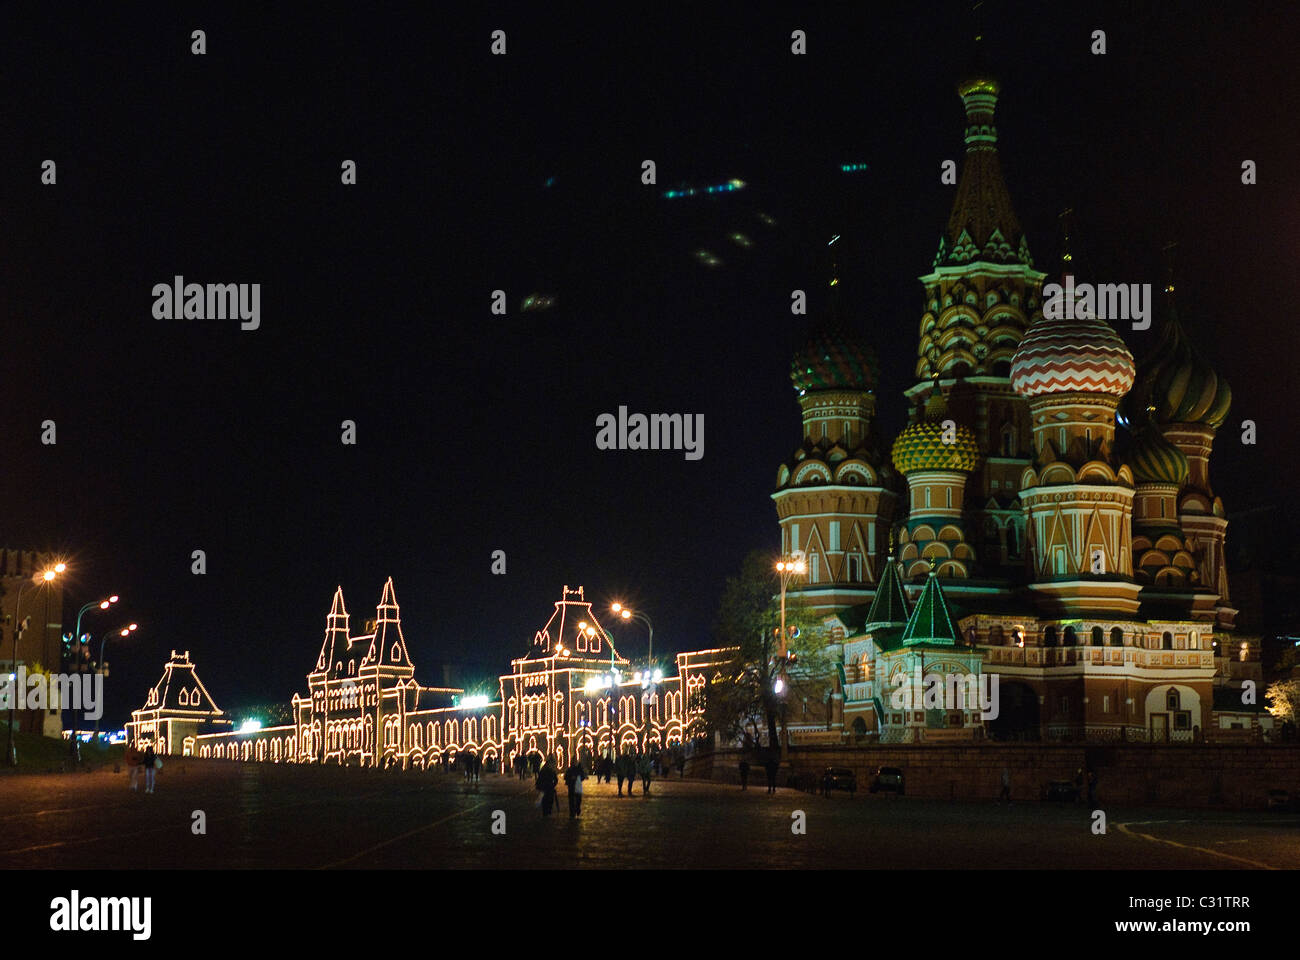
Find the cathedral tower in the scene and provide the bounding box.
[774,240,898,616]
[1125,265,1234,626]
[909,62,1046,576]
[1010,278,1140,617]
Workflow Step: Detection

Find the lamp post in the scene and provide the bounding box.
[92,623,137,742]
[6,563,65,766]
[610,603,654,667]
[68,595,120,673]
[773,554,806,759]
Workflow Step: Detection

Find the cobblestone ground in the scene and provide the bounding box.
[1,761,1296,869]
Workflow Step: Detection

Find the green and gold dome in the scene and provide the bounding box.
[1129,300,1231,430]
[1128,423,1189,486]
[892,405,981,475]
[790,324,877,396]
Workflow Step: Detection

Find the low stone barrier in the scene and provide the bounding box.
[687,743,1300,810]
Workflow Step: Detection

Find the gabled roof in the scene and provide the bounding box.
[865,556,909,628]
[901,571,963,648]
[141,650,223,716]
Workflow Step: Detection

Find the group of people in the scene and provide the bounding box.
[533,747,685,817]
[737,754,780,793]
[122,744,160,793]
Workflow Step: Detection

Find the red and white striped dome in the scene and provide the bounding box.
[1010,299,1135,399]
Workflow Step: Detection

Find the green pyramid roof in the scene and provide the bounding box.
[901,571,963,647]
[865,556,909,627]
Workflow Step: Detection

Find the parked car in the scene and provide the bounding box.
[1266,789,1297,811]
[869,766,905,794]
[1043,779,1080,802]
[822,766,857,797]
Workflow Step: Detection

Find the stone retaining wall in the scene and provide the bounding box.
[687,744,1300,810]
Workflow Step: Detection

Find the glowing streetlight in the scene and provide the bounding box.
[7,565,63,766]
[610,602,653,663]
[93,622,139,742]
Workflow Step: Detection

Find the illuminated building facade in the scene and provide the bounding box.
[782,65,1269,745]
[130,582,732,767]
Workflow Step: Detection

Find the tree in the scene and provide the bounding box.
[694,550,829,751]
[1265,679,1300,725]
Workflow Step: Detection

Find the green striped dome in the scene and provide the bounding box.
[1133,303,1231,429]
[1129,425,1189,486]
[891,420,980,475]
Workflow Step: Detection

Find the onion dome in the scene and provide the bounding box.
[891,392,980,475]
[1010,296,1135,398]
[1128,424,1189,486]
[791,325,877,396]
[1130,302,1231,429]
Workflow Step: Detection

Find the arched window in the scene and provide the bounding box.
[1162,631,1173,650]
[1189,631,1199,650]
[1001,424,1015,457]
[1063,626,1077,646]
[1007,522,1019,557]
[1091,626,1104,646]
[1110,627,1123,647]
[990,625,1005,646]
[1165,688,1180,710]
[1043,626,1058,646]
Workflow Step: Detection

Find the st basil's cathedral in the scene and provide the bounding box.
[774,64,1265,744]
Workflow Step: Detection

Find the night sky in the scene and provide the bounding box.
[3,2,1297,726]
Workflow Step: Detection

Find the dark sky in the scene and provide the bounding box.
[3,2,1297,726]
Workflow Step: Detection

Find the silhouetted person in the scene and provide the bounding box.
[763,755,778,794]
[565,759,586,818]
[739,758,750,790]
[537,759,559,817]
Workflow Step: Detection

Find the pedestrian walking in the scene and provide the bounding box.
[616,752,629,796]
[143,745,158,794]
[536,758,559,817]
[637,752,652,795]
[125,744,142,791]
[763,754,778,794]
[738,757,750,790]
[675,752,686,779]
[999,766,1011,804]
[565,758,586,818]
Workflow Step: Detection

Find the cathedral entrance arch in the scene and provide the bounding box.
[987,681,1040,741]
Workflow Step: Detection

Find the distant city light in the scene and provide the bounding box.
[238,719,262,733]
[461,694,490,708]
[840,162,870,173]
[729,232,753,248]
[774,678,785,694]
[521,293,555,312]
[694,249,723,268]
[663,178,746,199]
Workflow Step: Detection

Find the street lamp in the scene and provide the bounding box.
[92,623,138,742]
[68,595,120,672]
[610,603,654,665]
[6,564,64,766]
[774,553,806,662]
